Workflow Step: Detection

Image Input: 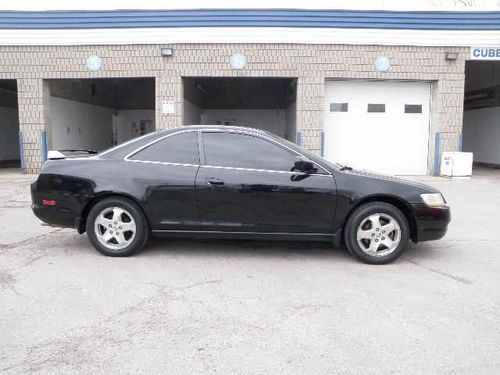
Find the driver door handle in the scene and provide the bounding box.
[206,177,225,186]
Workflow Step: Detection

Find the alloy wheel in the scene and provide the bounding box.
[94,206,137,250]
[356,213,401,257]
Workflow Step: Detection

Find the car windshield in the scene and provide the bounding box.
[262,130,342,170]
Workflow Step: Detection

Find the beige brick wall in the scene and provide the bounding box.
[0,43,467,174]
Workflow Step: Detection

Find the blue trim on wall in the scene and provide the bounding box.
[41,130,48,163]
[320,131,325,157]
[296,130,303,146]
[0,9,499,30]
[18,131,25,171]
[458,133,463,151]
[434,132,441,176]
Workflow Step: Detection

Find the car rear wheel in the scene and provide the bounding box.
[344,202,410,264]
[86,197,149,257]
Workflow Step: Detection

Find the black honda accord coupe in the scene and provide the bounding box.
[31,125,450,264]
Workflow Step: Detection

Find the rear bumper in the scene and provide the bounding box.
[31,181,84,229]
[411,203,451,242]
[32,203,78,228]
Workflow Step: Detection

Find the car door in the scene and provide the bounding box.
[125,130,201,231]
[196,130,337,234]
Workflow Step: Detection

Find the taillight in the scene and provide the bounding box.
[42,199,57,206]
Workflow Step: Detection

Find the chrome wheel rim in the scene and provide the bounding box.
[94,207,136,250]
[356,213,401,257]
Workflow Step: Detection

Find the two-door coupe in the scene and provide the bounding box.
[31,126,450,264]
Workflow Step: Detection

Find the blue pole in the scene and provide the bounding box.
[296,131,303,146]
[18,131,25,172]
[433,132,441,176]
[320,131,325,157]
[41,130,48,163]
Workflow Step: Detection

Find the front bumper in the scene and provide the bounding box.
[411,203,451,242]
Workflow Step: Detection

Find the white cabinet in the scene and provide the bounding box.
[440,152,473,177]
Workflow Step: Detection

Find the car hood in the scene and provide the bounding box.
[343,168,440,194]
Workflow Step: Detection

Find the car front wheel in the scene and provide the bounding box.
[344,202,410,264]
[86,197,149,257]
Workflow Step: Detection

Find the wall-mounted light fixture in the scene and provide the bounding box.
[161,48,173,57]
[374,56,390,72]
[195,83,206,94]
[86,55,102,71]
[445,52,458,61]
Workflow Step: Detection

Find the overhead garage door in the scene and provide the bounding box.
[324,80,431,175]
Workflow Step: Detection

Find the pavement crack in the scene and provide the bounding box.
[0,269,20,295]
[289,304,334,311]
[444,239,495,242]
[426,267,473,285]
[7,254,46,272]
[0,229,63,252]
[405,258,473,285]
[5,295,158,373]
[179,279,223,291]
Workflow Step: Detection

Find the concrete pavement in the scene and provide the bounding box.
[0,168,499,374]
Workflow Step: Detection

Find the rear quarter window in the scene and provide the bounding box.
[129,131,199,165]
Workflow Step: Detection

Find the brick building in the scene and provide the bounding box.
[1,2,500,174]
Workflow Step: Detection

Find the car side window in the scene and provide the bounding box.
[202,132,298,171]
[130,131,199,165]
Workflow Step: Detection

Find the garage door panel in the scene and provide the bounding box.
[324,80,430,175]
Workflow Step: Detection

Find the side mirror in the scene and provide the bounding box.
[293,160,317,173]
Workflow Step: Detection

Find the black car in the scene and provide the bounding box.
[31,125,450,264]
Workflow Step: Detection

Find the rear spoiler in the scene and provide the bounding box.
[47,149,98,160]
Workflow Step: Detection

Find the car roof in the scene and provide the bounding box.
[100,125,273,159]
[166,125,271,135]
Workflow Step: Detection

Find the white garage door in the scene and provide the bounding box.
[324,80,431,175]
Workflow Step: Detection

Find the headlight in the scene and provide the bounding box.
[420,193,447,207]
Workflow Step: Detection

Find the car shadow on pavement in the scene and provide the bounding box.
[140,237,351,261]
[68,231,448,264]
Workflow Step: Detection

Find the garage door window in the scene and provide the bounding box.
[203,132,297,172]
[130,131,199,165]
[330,103,348,112]
[367,104,385,113]
[404,104,423,114]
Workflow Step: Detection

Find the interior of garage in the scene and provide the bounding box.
[46,78,155,152]
[0,80,20,169]
[462,61,500,169]
[182,77,297,141]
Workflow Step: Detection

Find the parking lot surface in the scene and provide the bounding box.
[1,168,499,374]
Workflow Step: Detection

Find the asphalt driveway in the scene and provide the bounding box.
[1,168,499,374]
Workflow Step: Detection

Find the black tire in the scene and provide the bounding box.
[344,202,410,265]
[86,197,149,257]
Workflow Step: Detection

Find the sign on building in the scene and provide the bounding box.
[161,100,175,114]
[470,47,500,60]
